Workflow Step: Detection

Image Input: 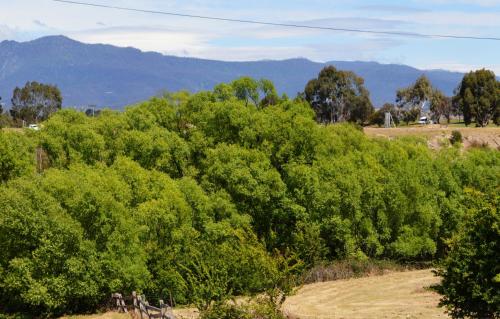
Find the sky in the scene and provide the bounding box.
[1,0,499,73]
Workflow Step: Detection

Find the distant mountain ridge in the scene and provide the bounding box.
[0,35,470,108]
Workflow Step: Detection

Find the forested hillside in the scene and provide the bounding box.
[0,85,498,317]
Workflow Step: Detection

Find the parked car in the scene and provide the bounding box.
[418,117,430,125]
[28,124,40,131]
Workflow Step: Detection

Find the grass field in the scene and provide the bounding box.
[283,269,447,319]
[365,125,500,150]
[63,270,446,319]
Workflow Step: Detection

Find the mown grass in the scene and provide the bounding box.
[284,269,446,319]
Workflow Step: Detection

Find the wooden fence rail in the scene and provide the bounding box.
[112,292,175,319]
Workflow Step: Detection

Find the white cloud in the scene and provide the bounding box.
[69,26,211,55]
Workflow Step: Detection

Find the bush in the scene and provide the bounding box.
[450,130,463,145]
[200,302,249,319]
[433,191,499,319]
[199,299,285,319]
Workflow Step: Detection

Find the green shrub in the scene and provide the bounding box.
[199,299,285,319]
[200,302,249,319]
[433,191,499,319]
[450,130,463,145]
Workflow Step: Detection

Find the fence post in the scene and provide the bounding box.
[133,291,140,318]
[120,296,128,313]
[137,295,144,319]
[159,300,165,319]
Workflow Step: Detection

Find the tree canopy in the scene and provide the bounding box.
[10,81,62,124]
[453,69,500,127]
[304,66,373,124]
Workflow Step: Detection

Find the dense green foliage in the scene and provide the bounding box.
[434,191,499,318]
[0,80,498,317]
[0,131,35,182]
[453,69,500,127]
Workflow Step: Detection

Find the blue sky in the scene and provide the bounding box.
[1,0,499,72]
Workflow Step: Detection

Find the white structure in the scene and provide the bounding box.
[384,112,395,128]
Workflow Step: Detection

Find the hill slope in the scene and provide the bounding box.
[0,36,466,108]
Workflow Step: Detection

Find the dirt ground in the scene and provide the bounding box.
[364,125,500,150]
[282,269,447,319]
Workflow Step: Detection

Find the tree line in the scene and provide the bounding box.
[304,67,499,127]
[1,68,498,128]
[371,69,499,127]
[0,74,498,317]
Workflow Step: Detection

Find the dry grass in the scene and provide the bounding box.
[59,308,200,319]
[364,126,500,150]
[173,307,200,319]
[1,127,24,133]
[60,312,129,319]
[283,269,447,319]
[60,270,447,319]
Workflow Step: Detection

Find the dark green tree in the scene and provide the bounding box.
[454,69,499,127]
[10,81,62,124]
[401,107,421,125]
[304,66,373,124]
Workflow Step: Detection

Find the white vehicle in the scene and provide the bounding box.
[418,117,430,125]
[28,124,40,131]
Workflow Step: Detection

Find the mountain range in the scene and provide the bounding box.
[0,35,469,108]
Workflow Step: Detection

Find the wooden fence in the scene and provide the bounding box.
[112,292,176,319]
